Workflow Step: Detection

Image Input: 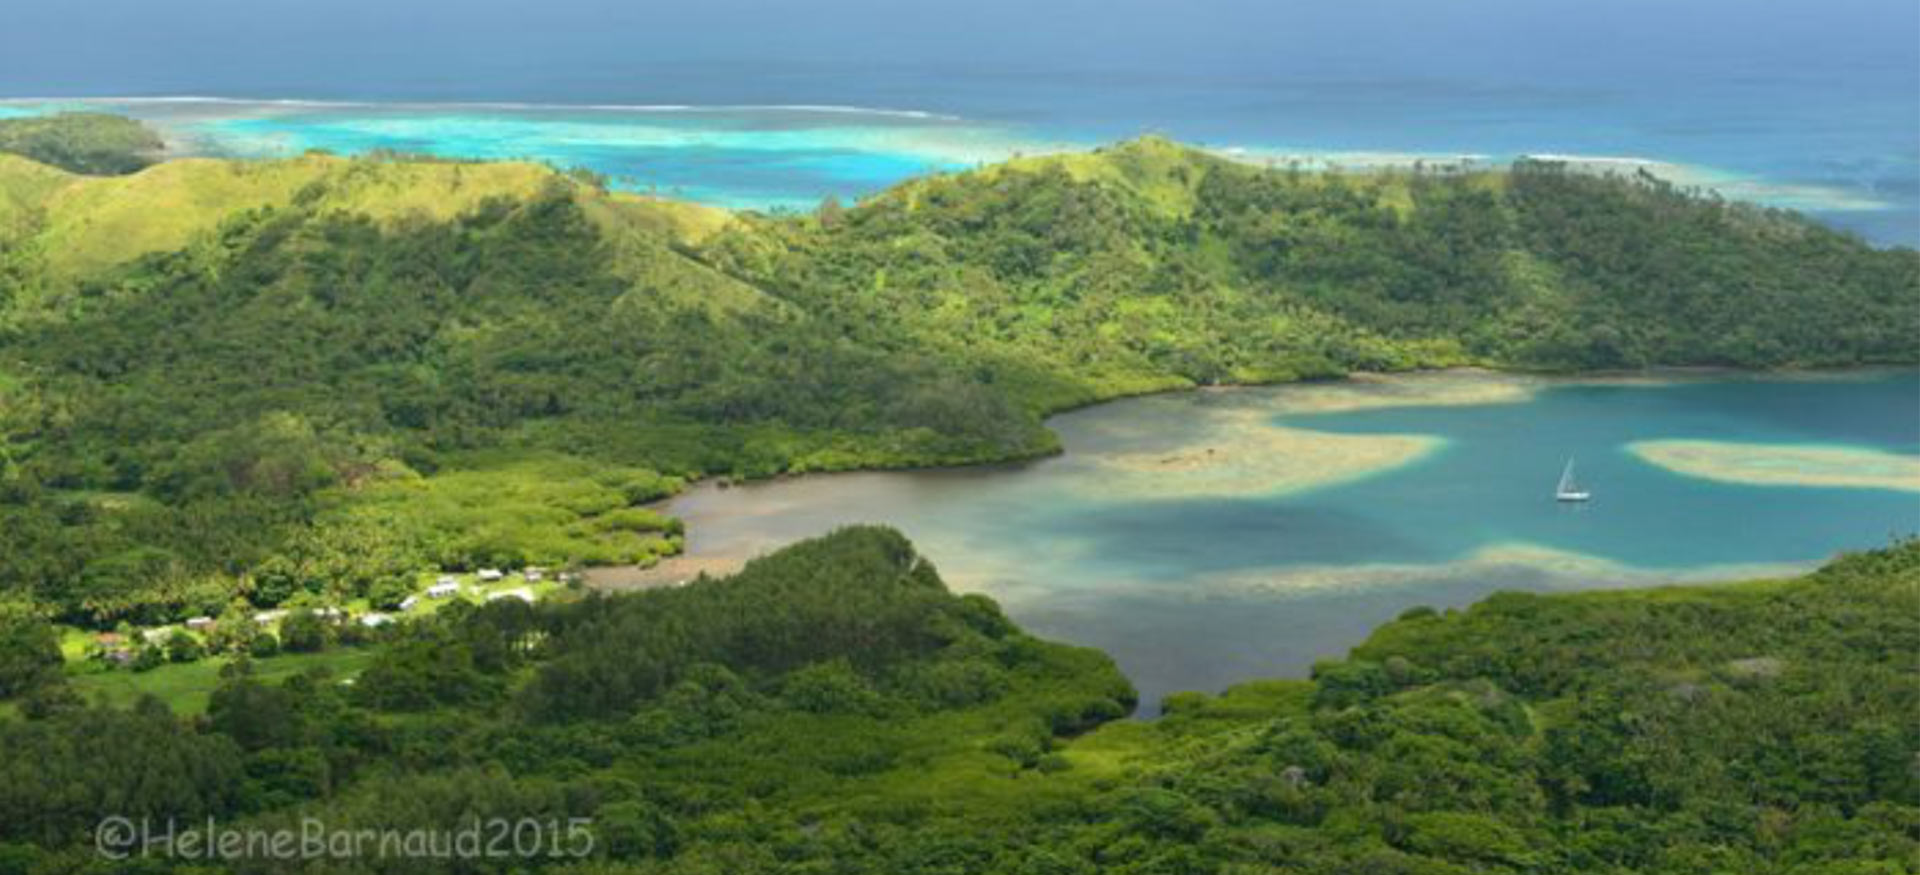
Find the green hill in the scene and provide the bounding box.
[0,112,164,177]
[0,150,745,302]
[0,134,1914,625]
[710,136,1917,397]
[0,528,1912,873]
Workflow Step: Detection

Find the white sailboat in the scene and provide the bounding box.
[1555,457,1591,502]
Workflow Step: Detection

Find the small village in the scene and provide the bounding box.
[76,566,579,672]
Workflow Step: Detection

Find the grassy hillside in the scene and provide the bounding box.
[0,151,747,300]
[0,529,1911,873]
[0,134,1914,627]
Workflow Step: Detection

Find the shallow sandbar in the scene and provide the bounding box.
[1628,439,1920,493]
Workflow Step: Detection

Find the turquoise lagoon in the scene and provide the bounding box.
[664,371,1920,711]
[1,99,1045,212]
[1,96,1910,239]
[173,104,1019,210]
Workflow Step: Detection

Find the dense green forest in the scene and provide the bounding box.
[0,129,1914,625]
[709,140,1918,386]
[0,528,1912,873]
[0,112,164,175]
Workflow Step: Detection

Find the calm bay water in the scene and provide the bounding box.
[664,371,1920,711]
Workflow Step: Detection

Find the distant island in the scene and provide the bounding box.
[0,111,162,175]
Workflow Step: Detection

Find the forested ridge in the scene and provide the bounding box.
[0,528,1912,873]
[0,124,1914,627]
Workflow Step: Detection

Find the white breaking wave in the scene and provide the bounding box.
[1518,153,1664,166]
[1209,143,1890,212]
[0,95,964,122]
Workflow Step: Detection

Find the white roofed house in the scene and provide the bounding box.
[184,616,215,631]
[359,613,394,628]
[427,580,461,598]
[477,568,505,582]
[399,596,419,611]
[486,588,535,604]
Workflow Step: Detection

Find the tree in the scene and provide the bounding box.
[816,195,845,227]
[250,556,311,608]
[206,604,261,654]
[130,644,165,672]
[366,576,412,612]
[165,631,206,663]
[279,609,328,653]
[17,677,81,720]
[208,674,303,752]
[0,616,61,698]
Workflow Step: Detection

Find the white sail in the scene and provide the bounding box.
[1556,457,1591,502]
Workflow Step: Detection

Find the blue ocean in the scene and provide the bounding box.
[2,0,1914,242]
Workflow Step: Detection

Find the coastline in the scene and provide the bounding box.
[584,364,1918,594]
[694,362,1918,480]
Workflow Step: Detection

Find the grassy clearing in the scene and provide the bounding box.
[60,648,379,714]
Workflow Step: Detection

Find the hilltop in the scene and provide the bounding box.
[0,149,742,302]
[0,134,1914,625]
